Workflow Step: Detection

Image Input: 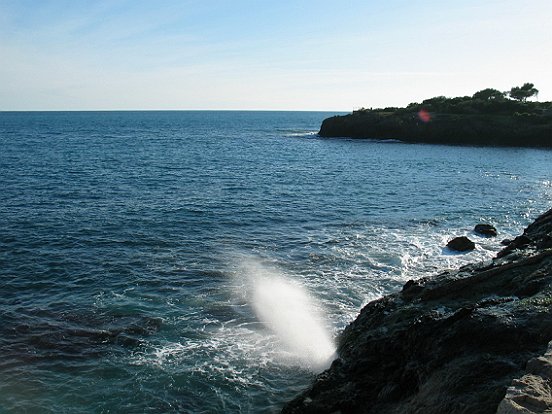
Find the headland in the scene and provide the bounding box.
[319,88,552,147]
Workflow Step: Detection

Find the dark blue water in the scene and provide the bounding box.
[1,111,551,413]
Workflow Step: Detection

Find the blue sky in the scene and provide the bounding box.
[0,0,550,110]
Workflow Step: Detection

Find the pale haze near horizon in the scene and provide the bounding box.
[0,0,550,111]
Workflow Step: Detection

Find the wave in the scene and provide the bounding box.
[282,131,319,137]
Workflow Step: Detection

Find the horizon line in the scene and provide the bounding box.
[0,108,349,113]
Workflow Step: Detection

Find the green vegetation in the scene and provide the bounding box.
[354,83,549,116]
[320,84,552,147]
[509,82,539,102]
[472,88,505,101]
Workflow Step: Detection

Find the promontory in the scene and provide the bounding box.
[319,85,552,147]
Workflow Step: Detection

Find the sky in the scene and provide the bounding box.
[0,0,551,111]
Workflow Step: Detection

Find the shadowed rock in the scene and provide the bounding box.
[447,236,476,252]
[0,312,163,367]
[318,97,552,147]
[475,224,498,237]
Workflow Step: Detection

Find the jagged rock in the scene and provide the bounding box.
[496,342,552,414]
[447,236,476,251]
[475,224,498,237]
[498,236,533,258]
[282,209,552,414]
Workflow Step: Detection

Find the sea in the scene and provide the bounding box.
[1,110,551,413]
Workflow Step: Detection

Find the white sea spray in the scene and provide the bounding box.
[234,256,336,371]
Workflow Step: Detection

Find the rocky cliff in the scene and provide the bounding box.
[282,209,552,414]
[319,99,552,147]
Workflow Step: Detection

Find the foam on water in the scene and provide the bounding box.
[128,256,337,409]
[134,220,510,389]
[283,131,319,137]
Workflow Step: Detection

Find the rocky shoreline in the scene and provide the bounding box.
[282,209,552,414]
[318,95,552,147]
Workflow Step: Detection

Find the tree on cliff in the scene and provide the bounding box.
[509,83,539,102]
[472,88,505,101]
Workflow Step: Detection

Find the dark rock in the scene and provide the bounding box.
[317,98,552,147]
[401,279,425,299]
[475,224,498,237]
[497,235,533,258]
[501,239,512,246]
[282,208,552,414]
[447,236,476,252]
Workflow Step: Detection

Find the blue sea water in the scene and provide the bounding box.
[1,110,551,413]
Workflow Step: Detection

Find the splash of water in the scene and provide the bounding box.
[241,259,336,371]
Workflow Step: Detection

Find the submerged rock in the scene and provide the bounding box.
[475,223,498,237]
[447,236,476,251]
[282,208,552,414]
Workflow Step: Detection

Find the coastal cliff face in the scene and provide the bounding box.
[318,106,552,147]
[282,209,552,414]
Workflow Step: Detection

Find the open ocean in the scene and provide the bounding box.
[1,110,551,413]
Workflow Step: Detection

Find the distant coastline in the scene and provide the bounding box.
[319,87,552,147]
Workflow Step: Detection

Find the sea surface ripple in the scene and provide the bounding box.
[1,111,551,413]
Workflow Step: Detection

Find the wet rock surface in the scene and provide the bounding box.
[282,209,552,414]
[475,224,498,237]
[447,236,476,251]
